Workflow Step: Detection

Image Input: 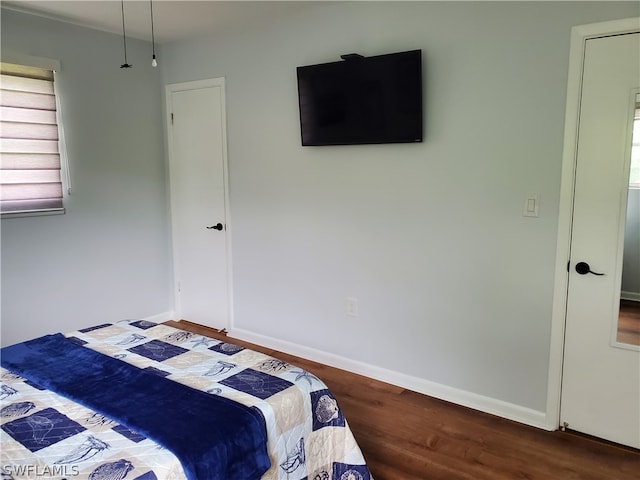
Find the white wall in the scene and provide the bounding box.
[2,1,637,427]
[161,1,639,418]
[1,10,173,346]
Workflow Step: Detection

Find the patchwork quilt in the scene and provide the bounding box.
[0,320,372,480]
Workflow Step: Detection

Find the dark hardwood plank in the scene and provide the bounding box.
[166,320,640,480]
[618,299,640,346]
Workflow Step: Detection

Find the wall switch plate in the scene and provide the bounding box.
[346,297,358,317]
[523,194,539,217]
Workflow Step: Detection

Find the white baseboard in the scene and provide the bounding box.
[143,311,176,323]
[621,291,640,302]
[230,327,552,431]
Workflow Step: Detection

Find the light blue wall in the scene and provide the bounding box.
[1,10,172,346]
[2,2,637,417]
[161,1,638,412]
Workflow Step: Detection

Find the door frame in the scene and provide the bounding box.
[547,17,640,431]
[165,77,234,330]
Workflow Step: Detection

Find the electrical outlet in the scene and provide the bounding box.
[346,297,358,317]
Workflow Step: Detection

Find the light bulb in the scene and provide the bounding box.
[152,55,158,67]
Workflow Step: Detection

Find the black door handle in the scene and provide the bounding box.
[206,223,224,231]
[575,261,604,276]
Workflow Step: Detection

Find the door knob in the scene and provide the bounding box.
[206,223,223,231]
[575,261,604,276]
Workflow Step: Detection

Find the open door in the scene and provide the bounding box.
[560,28,640,448]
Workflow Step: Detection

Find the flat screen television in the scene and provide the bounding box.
[296,49,423,146]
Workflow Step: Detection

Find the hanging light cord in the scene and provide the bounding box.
[120,0,132,68]
[150,0,157,67]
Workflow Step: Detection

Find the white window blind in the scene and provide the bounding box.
[1,62,64,215]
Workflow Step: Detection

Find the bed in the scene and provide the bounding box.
[0,320,372,480]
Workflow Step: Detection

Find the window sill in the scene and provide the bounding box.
[1,209,65,219]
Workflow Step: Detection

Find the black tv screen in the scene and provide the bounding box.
[297,49,423,146]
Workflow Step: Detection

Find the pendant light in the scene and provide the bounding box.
[150,0,158,67]
[120,0,132,68]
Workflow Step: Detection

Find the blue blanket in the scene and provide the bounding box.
[1,333,270,480]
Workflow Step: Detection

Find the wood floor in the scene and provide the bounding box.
[618,299,640,346]
[166,320,640,480]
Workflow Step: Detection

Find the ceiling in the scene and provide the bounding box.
[1,1,318,44]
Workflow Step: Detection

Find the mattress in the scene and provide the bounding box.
[0,320,372,480]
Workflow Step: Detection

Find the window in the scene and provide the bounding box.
[0,62,66,216]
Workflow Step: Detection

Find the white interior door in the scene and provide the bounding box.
[561,31,640,448]
[166,79,232,330]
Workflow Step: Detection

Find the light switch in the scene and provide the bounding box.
[523,194,539,217]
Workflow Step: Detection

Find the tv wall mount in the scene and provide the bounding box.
[340,53,364,61]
